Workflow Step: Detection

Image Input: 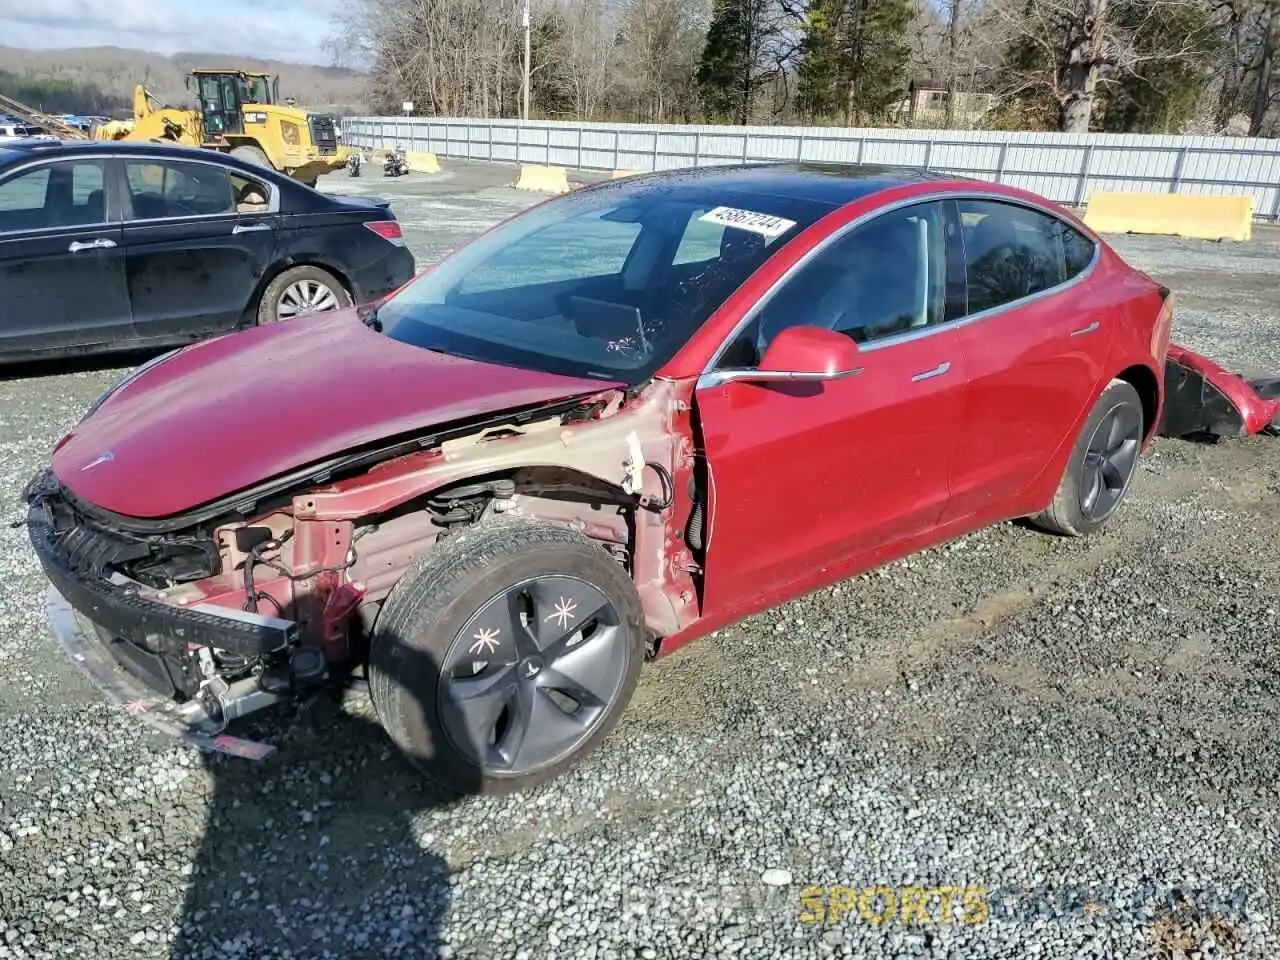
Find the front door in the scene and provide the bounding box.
[940,198,1115,523]
[198,74,244,140]
[0,157,130,357]
[693,200,969,616]
[120,156,278,342]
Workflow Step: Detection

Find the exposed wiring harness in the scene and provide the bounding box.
[641,461,675,511]
[242,524,379,614]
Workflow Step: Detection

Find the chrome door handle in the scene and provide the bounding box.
[232,222,272,234]
[1071,319,1101,337]
[911,361,951,382]
[68,238,116,252]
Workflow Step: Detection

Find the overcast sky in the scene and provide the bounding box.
[0,0,343,65]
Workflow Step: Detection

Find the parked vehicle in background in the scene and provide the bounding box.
[25,163,1172,796]
[0,139,415,365]
[0,121,54,143]
[383,146,409,178]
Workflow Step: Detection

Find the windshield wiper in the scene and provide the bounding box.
[361,306,383,332]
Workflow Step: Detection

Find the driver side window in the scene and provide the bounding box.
[718,201,948,368]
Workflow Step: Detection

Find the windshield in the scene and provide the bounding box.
[374,178,836,384]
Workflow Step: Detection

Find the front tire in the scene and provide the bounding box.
[369,521,647,796]
[229,144,272,170]
[1031,378,1145,537]
[256,265,351,324]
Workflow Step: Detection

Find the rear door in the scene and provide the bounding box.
[0,156,130,356]
[119,155,278,342]
[940,197,1112,523]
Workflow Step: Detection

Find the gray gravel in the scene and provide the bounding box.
[1,162,1278,960]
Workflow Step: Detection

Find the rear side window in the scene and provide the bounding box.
[125,159,235,219]
[959,199,1095,315]
[0,160,105,232]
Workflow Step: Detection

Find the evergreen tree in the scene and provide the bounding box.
[794,0,914,125]
[697,0,755,123]
[696,0,794,124]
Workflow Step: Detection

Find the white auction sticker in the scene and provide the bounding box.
[699,206,797,239]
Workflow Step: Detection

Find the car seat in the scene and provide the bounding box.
[82,189,104,224]
[966,211,1036,308]
[809,214,926,341]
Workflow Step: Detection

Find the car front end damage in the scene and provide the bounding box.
[24,379,702,759]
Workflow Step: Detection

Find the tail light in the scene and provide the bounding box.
[364,220,405,246]
[1151,288,1174,360]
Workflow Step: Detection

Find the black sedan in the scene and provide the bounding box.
[0,139,415,364]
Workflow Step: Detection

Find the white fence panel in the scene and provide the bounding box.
[342,117,1280,220]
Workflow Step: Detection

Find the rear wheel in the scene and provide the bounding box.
[369,521,646,796]
[256,265,351,324]
[1031,378,1145,536]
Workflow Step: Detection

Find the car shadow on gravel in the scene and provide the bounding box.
[170,629,478,960]
[0,348,171,381]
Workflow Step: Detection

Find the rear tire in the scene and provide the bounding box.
[229,144,272,169]
[369,521,646,797]
[1030,378,1145,537]
[256,265,351,324]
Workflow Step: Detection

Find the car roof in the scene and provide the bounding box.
[603,161,973,207]
[0,139,231,163]
[0,138,294,186]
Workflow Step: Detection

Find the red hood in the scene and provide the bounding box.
[52,312,619,519]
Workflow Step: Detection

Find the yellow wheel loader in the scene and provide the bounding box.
[93,70,348,187]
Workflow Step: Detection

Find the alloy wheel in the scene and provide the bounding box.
[277,279,341,319]
[1079,401,1143,522]
[437,576,629,776]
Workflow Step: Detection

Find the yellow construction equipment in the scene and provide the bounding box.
[92,69,348,186]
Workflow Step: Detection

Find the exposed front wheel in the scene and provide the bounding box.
[1031,378,1145,536]
[229,144,272,169]
[257,265,352,324]
[369,521,646,796]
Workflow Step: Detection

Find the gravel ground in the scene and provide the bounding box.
[1,162,1278,960]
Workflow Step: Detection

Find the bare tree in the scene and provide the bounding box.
[548,0,622,119]
[991,0,1217,131]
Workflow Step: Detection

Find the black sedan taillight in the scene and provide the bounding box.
[363,220,405,246]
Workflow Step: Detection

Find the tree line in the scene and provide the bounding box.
[330,0,1280,135]
[0,47,370,117]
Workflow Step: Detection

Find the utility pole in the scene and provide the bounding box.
[522,0,531,122]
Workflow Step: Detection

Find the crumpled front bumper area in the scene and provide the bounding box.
[26,491,298,759]
[43,588,281,759]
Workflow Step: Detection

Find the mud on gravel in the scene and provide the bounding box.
[0,166,1277,960]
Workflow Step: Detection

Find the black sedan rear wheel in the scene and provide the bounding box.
[368,521,646,796]
[257,265,352,324]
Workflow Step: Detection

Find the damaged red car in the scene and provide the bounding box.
[26,163,1178,794]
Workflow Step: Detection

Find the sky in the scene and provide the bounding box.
[0,0,344,66]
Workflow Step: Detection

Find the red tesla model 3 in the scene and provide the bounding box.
[25,163,1172,793]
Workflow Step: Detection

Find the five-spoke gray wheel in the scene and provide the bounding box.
[369,521,646,796]
[1032,378,1146,537]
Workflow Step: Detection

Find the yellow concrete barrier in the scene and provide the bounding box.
[611,169,645,179]
[515,164,570,194]
[1083,191,1254,242]
[405,152,441,174]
